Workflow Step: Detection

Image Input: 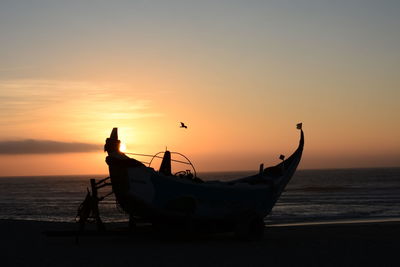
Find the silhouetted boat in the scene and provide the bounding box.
[98,124,304,239]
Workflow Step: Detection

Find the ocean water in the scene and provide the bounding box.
[0,168,399,224]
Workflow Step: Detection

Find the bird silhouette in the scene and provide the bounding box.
[180,122,188,129]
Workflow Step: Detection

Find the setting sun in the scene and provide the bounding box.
[119,143,127,153]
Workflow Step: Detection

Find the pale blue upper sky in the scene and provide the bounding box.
[1,0,399,80]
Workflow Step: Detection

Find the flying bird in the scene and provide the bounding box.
[180,122,188,129]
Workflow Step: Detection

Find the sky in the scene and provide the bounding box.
[0,0,399,176]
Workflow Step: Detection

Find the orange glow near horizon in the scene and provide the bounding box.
[0,77,399,176]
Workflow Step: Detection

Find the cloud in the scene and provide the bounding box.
[0,79,164,128]
[0,140,102,154]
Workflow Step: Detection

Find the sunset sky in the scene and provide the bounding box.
[1,1,399,176]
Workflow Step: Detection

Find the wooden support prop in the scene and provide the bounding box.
[90,179,105,232]
[90,179,97,198]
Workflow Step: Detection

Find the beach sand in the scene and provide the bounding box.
[1,219,399,267]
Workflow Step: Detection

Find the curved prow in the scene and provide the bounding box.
[264,125,304,176]
[279,128,304,171]
[230,124,304,185]
[267,124,304,208]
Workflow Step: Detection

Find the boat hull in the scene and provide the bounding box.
[105,128,304,229]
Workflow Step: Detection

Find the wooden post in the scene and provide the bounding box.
[90,179,97,198]
[90,179,105,232]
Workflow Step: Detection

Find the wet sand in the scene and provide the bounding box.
[1,219,399,267]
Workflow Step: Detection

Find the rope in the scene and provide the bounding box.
[125,152,162,158]
[126,151,197,177]
[126,151,192,165]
